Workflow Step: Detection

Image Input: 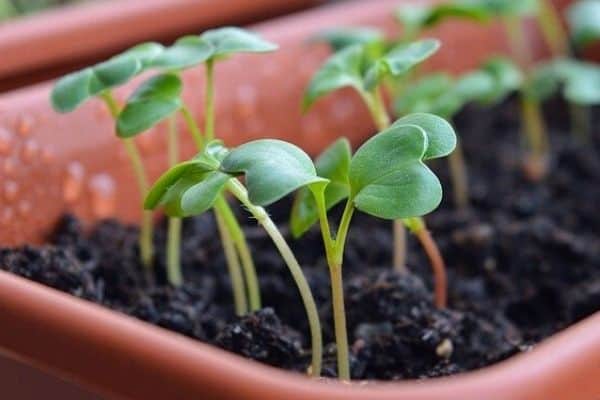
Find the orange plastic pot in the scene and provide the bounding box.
[0,0,598,399]
[0,0,320,92]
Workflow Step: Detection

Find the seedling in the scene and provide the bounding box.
[121,27,276,311]
[145,140,323,377]
[218,117,455,379]
[51,42,166,278]
[303,38,454,308]
[395,57,523,208]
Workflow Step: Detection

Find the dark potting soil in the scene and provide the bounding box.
[1,97,599,380]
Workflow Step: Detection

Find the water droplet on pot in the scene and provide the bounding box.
[89,173,115,218]
[22,139,39,161]
[332,98,355,121]
[63,162,85,203]
[16,115,34,137]
[3,180,18,202]
[41,148,55,163]
[301,114,322,135]
[1,207,14,224]
[0,127,13,155]
[17,200,31,216]
[2,158,16,175]
[236,84,257,118]
[137,129,157,154]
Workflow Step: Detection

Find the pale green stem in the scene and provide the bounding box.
[101,92,154,276]
[214,203,247,316]
[520,93,549,180]
[205,59,216,142]
[448,137,470,209]
[361,88,449,307]
[504,18,550,179]
[537,0,569,58]
[363,90,407,272]
[227,179,322,377]
[166,115,183,286]
[179,105,204,150]
[215,196,261,311]
[201,59,259,311]
[536,0,589,140]
[311,187,354,380]
[179,98,258,311]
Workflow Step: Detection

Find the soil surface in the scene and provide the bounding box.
[1,97,599,380]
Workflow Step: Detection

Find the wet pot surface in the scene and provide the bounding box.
[0,97,599,380]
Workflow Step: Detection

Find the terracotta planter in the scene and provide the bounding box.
[0,0,320,92]
[0,0,598,399]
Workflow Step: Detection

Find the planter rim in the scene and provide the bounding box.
[0,0,318,83]
[0,270,598,400]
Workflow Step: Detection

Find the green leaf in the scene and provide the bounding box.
[290,138,352,237]
[567,0,600,47]
[117,74,183,138]
[303,45,366,110]
[391,113,457,160]
[480,56,523,103]
[529,59,600,104]
[144,158,218,210]
[395,2,491,38]
[221,139,328,206]
[349,124,443,219]
[121,42,165,68]
[180,171,231,215]
[151,36,213,70]
[88,56,142,96]
[394,73,454,116]
[51,68,94,112]
[201,27,278,59]
[364,39,440,90]
[51,53,144,112]
[314,27,385,51]
[458,0,539,16]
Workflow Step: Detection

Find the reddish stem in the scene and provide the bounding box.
[415,228,447,308]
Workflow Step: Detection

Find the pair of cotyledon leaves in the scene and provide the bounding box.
[395,57,523,118]
[567,0,600,48]
[145,113,456,239]
[303,35,441,110]
[51,27,277,136]
[529,58,600,105]
[396,0,539,38]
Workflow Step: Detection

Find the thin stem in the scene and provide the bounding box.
[329,264,349,380]
[364,90,408,272]
[166,115,182,286]
[405,217,447,308]
[214,204,247,316]
[101,92,154,274]
[569,102,591,143]
[227,179,322,377]
[447,138,470,209]
[166,218,182,286]
[503,18,550,180]
[312,189,353,380]
[393,220,407,273]
[364,89,391,131]
[520,93,549,180]
[215,196,261,311]
[537,0,569,58]
[180,105,204,150]
[504,16,531,68]
[205,59,216,142]
[332,199,355,264]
